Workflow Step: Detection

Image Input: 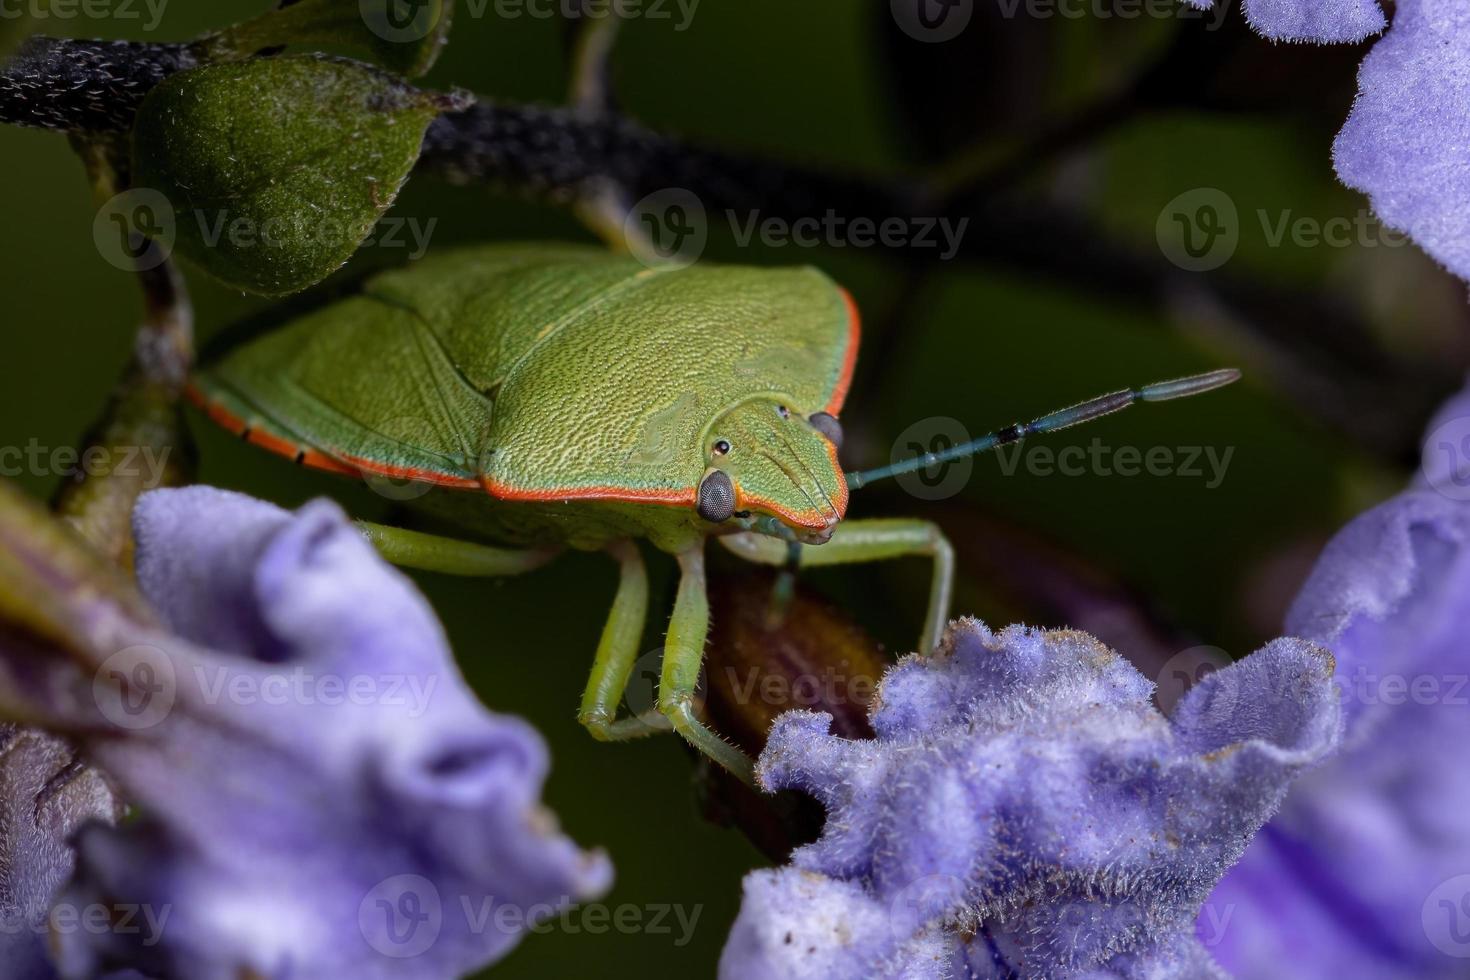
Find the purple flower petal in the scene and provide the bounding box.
[1414,378,1470,492]
[3,486,610,980]
[724,620,1339,979]
[1241,0,1386,43]
[1207,432,1470,975]
[720,869,956,980]
[1333,1,1470,281]
[0,726,122,980]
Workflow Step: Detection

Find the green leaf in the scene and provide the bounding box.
[204,0,456,78]
[131,55,459,297]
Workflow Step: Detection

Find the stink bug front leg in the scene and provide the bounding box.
[579,539,672,740]
[721,517,956,655]
[660,543,757,783]
[363,523,753,778]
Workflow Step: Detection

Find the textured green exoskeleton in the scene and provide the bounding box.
[191,243,1238,780]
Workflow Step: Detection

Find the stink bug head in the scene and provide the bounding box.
[698,397,847,545]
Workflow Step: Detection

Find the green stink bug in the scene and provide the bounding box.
[188,242,1237,780]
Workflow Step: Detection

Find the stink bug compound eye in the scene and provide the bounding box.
[809,412,843,449]
[189,242,1240,782]
[698,470,736,523]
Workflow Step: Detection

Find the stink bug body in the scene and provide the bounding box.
[190,242,1237,780]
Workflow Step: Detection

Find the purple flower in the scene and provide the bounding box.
[1180,0,1387,44]
[1204,386,1470,977]
[0,486,611,980]
[1333,1,1470,282]
[1179,0,1470,281]
[721,621,1340,979]
[0,727,122,980]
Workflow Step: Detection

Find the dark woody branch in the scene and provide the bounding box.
[0,38,198,132]
[1,36,923,215]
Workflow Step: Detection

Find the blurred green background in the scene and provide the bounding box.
[3,2,1465,975]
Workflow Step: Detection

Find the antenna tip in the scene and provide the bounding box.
[1140,368,1241,402]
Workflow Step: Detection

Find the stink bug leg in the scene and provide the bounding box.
[721,518,956,656]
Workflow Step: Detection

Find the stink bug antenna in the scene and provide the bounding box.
[845,368,1241,491]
